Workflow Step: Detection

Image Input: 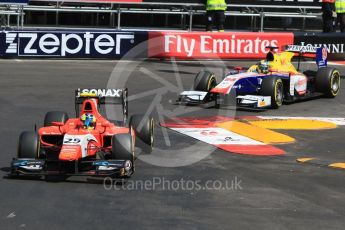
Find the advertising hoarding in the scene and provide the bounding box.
[294,33,345,60]
[1,29,344,60]
[0,30,148,58]
[148,31,294,59]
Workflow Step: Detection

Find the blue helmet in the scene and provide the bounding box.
[81,113,96,129]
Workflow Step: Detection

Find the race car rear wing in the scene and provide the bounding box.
[75,88,128,124]
[284,45,328,69]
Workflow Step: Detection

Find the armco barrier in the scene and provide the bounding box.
[0,29,148,58]
[0,29,344,60]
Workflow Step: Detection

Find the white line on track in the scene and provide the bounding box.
[328,62,345,66]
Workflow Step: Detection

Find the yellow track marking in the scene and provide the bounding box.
[329,163,345,169]
[248,119,337,130]
[297,159,345,170]
[296,158,314,163]
[216,121,295,144]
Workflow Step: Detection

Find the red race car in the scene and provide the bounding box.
[11,88,154,180]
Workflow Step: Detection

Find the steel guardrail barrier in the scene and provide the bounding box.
[7,1,322,31]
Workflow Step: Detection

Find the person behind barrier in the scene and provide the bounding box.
[322,0,337,32]
[336,0,345,32]
[205,0,227,32]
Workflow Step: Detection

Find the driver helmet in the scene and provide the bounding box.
[257,61,271,74]
[81,113,96,130]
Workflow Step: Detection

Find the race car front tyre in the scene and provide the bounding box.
[194,70,217,92]
[260,77,284,109]
[111,134,134,164]
[44,111,69,127]
[17,131,40,159]
[129,114,154,154]
[315,67,341,98]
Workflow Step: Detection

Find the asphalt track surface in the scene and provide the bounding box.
[1,59,345,230]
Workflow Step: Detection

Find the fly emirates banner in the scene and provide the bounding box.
[148,32,294,59]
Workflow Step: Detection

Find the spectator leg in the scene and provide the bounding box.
[206,11,214,32]
[338,13,345,32]
[323,17,334,32]
[216,10,225,32]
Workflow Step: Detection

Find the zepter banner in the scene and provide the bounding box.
[0,30,148,58]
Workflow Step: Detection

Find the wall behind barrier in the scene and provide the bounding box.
[0,29,344,60]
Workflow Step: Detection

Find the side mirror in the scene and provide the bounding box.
[51,122,64,126]
[234,66,243,73]
[102,121,110,128]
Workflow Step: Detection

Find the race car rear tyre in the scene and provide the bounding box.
[260,77,284,109]
[111,134,134,164]
[17,131,39,159]
[44,111,69,127]
[194,70,217,92]
[315,67,341,98]
[129,114,154,154]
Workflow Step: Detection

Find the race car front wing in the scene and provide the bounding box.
[236,95,271,108]
[177,91,210,104]
[177,91,272,108]
[10,158,133,178]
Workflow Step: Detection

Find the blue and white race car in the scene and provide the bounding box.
[178,46,341,109]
